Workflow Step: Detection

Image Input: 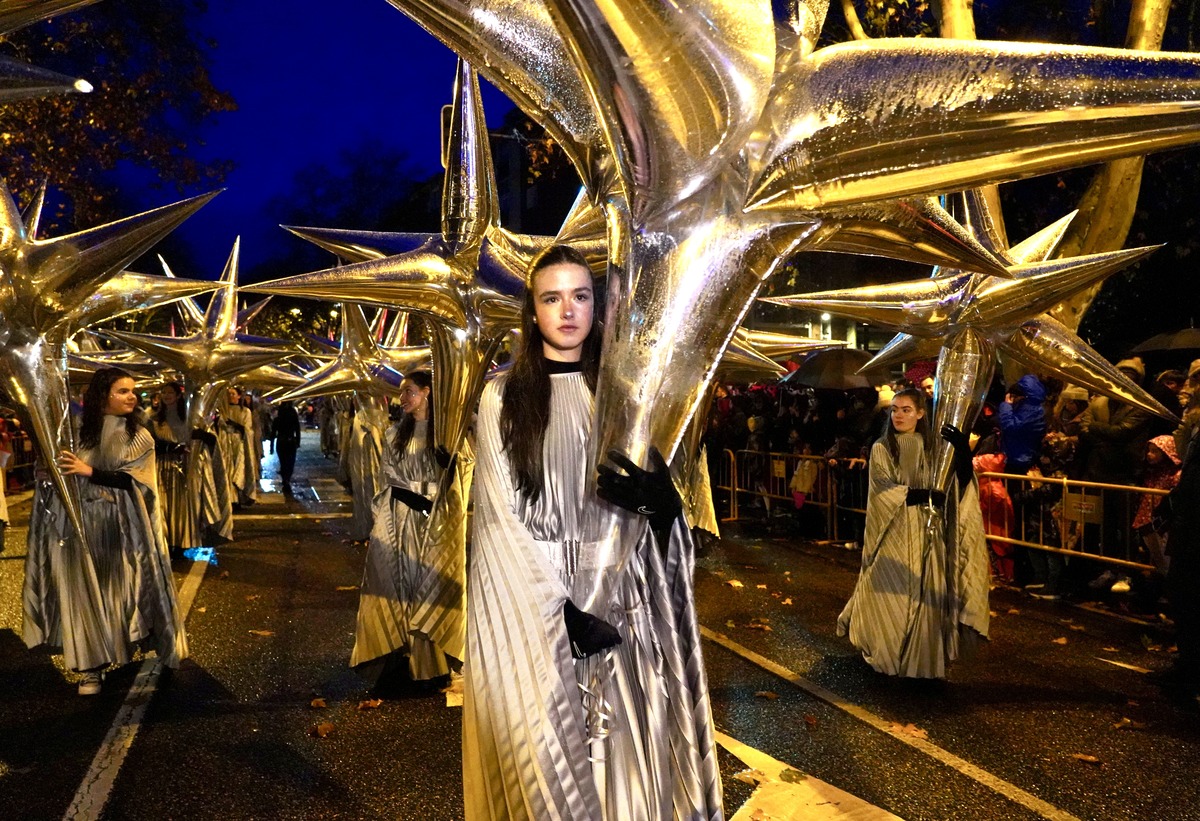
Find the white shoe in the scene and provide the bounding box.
[78,672,102,696]
[1110,577,1132,594]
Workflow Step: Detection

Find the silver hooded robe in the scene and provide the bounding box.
[23,415,188,671]
[346,397,387,541]
[464,369,721,821]
[837,432,990,678]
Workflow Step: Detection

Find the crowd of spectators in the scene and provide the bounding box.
[705,355,1200,615]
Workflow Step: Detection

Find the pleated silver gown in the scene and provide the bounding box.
[350,420,449,679]
[346,399,386,541]
[837,433,990,678]
[464,371,722,821]
[154,413,195,550]
[23,416,189,671]
[218,402,258,506]
[197,420,235,543]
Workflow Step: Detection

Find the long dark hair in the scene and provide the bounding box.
[394,370,435,460]
[500,244,601,500]
[156,382,187,424]
[80,367,141,450]
[881,387,931,463]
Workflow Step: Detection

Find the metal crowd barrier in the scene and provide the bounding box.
[712,448,1166,572]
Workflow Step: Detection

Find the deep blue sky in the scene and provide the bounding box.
[169,0,513,278]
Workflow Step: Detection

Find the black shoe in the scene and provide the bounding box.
[563,601,622,659]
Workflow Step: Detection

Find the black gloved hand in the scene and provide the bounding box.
[434,445,452,470]
[391,485,433,515]
[190,428,217,452]
[562,600,622,659]
[905,488,946,507]
[940,424,974,491]
[596,446,682,533]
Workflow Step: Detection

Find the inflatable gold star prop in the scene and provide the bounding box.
[0,0,96,102]
[0,180,215,537]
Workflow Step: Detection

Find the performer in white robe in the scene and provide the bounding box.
[464,246,721,820]
[351,370,449,684]
[23,368,188,695]
[837,388,990,679]
[218,387,257,507]
[346,394,387,542]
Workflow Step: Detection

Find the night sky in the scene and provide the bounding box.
[167,0,514,279]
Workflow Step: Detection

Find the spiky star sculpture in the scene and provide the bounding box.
[764,189,1172,490]
[387,0,1200,613]
[278,303,431,403]
[0,0,96,103]
[0,180,215,537]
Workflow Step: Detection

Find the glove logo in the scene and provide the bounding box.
[637,505,656,516]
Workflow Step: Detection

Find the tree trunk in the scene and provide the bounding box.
[1047,0,1170,331]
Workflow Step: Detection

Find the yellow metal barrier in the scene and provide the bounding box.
[711,450,1168,572]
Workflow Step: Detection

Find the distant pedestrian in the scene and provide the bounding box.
[274,401,302,496]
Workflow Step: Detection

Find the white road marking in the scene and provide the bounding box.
[1096,656,1152,674]
[717,730,901,820]
[63,549,212,820]
[701,627,1083,821]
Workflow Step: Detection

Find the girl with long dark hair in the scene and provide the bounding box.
[463,245,721,819]
[351,370,450,686]
[836,387,990,678]
[24,368,187,695]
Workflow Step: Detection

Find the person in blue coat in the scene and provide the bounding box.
[998,374,1047,476]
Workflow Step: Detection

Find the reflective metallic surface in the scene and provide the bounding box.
[0,181,214,540]
[278,304,431,402]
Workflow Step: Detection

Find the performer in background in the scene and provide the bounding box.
[151,383,193,555]
[24,368,188,695]
[274,400,302,497]
[351,370,449,689]
[837,387,990,678]
[219,386,257,508]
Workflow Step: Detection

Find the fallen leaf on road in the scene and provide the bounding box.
[1070,753,1101,765]
[196,606,207,614]
[1103,647,1119,652]
[245,594,260,602]
[888,722,928,740]
[784,570,791,575]
[781,598,793,605]
[1111,717,1146,731]
[747,623,773,631]
[989,610,998,618]
[248,629,274,637]
[292,540,300,545]
[219,570,230,580]
[357,698,383,710]
[803,715,818,730]
[725,620,736,628]
[1127,700,1140,707]
[756,584,768,590]
[771,592,781,598]
[1069,624,1086,632]
[1007,608,1020,615]
[731,769,767,786]
[335,585,358,591]
[779,768,807,783]
[725,580,744,589]
[308,722,335,738]
[1052,637,1068,645]
[310,698,327,709]
[754,691,778,700]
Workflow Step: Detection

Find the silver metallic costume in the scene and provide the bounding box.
[465,370,720,820]
[152,410,194,550]
[837,432,990,678]
[346,396,387,541]
[23,415,188,671]
[351,419,449,680]
[218,398,258,507]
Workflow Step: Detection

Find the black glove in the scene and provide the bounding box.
[190,429,217,452]
[596,446,682,534]
[434,445,457,484]
[89,469,134,490]
[940,424,974,491]
[562,600,622,659]
[905,488,946,507]
[391,485,433,515]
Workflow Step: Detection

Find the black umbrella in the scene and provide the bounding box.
[1131,327,1200,354]
[782,348,890,390]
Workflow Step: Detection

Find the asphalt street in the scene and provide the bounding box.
[1,432,1197,820]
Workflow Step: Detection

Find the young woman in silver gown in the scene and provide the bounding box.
[350,370,449,687]
[464,246,721,820]
[837,388,990,678]
[24,368,188,695]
